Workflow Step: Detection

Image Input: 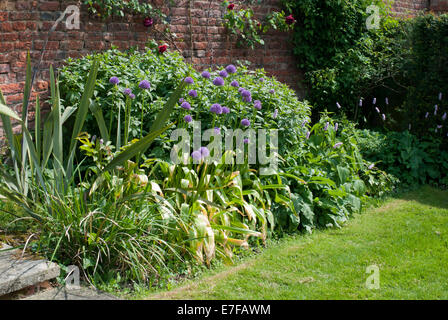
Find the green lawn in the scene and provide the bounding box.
[143,186,448,300]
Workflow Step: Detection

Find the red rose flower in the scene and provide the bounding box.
[143,17,154,27]
[158,44,167,54]
[285,14,295,25]
[227,3,235,10]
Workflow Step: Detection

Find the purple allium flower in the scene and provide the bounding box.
[243,138,249,144]
[336,102,341,109]
[324,122,329,131]
[184,115,193,123]
[238,87,245,94]
[222,106,230,114]
[214,127,221,134]
[230,80,239,88]
[359,99,363,107]
[191,150,202,161]
[219,70,228,78]
[210,103,223,114]
[225,64,237,74]
[188,89,198,98]
[368,164,375,170]
[333,142,343,149]
[179,98,185,104]
[199,146,210,157]
[375,107,380,113]
[241,118,250,127]
[439,92,443,101]
[129,93,135,99]
[139,80,151,89]
[382,114,386,121]
[201,71,211,79]
[437,125,443,129]
[181,102,191,110]
[442,113,447,121]
[273,109,278,119]
[269,89,275,94]
[123,88,132,96]
[425,112,429,118]
[254,100,262,110]
[184,77,194,85]
[373,97,377,105]
[241,90,252,102]
[213,77,225,86]
[306,131,310,139]
[109,76,119,85]
[385,97,389,105]
[259,78,265,82]
[334,123,339,132]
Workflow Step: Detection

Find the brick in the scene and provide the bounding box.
[0,83,23,94]
[0,42,14,52]
[39,1,60,11]
[0,12,8,21]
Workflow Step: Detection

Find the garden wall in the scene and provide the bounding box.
[0,0,443,137]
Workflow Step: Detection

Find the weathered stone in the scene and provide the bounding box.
[0,245,60,296]
[22,287,120,300]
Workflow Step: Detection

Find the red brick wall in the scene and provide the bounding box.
[0,0,302,130]
[391,0,429,16]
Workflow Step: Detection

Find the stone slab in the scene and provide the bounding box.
[0,244,60,296]
[23,287,120,300]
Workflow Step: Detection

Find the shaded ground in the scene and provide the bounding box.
[143,186,448,300]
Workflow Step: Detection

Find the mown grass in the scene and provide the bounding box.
[141,186,448,300]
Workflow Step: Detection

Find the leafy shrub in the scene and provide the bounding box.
[356,129,448,187]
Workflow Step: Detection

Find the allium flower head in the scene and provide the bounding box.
[214,127,221,134]
[437,125,443,129]
[129,93,135,99]
[184,77,194,85]
[238,87,245,94]
[334,123,339,132]
[243,138,249,144]
[213,77,225,86]
[269,89,275,94]
[241,90,252,102]
[184,115,192,123]
[306,131,311,139]
[210,103,222,114]
[254,100,262,110]
[324,122,329,131]
[191,150,202,161]
[201,71,211,79]
[225,64,237,74]
[199,146,210,157]
[179,98,185,104]
[109,76,119,85]
[181,102,191,110]
[241,118,250,127]
[222,106,230,114]
[230,80,239,88]
[139,80,151,90]
[123,88,132,96]
[273,109,278,119]
[219,70,228,78]
[188,89,198,98]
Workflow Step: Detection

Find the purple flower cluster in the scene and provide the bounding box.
[254,100,262,110]
[109,76,119,85]
[225,64,237,74]
[210,103,223,114]
[184,115,193,123]
[213,77,225,86]
[201,71,211,79]
[184,77,194,85]
[241,118,250,127]
[219,70,228,78]
[139,80,151,90]
[230,80,239,88]
[181,102,191,110]
[188,89,198,98]
[191,147,210,161]
[241,89,252,103]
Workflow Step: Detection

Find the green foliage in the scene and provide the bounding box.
[222,0,295,49]
[356,129,448,187]
[83,0,166,20]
